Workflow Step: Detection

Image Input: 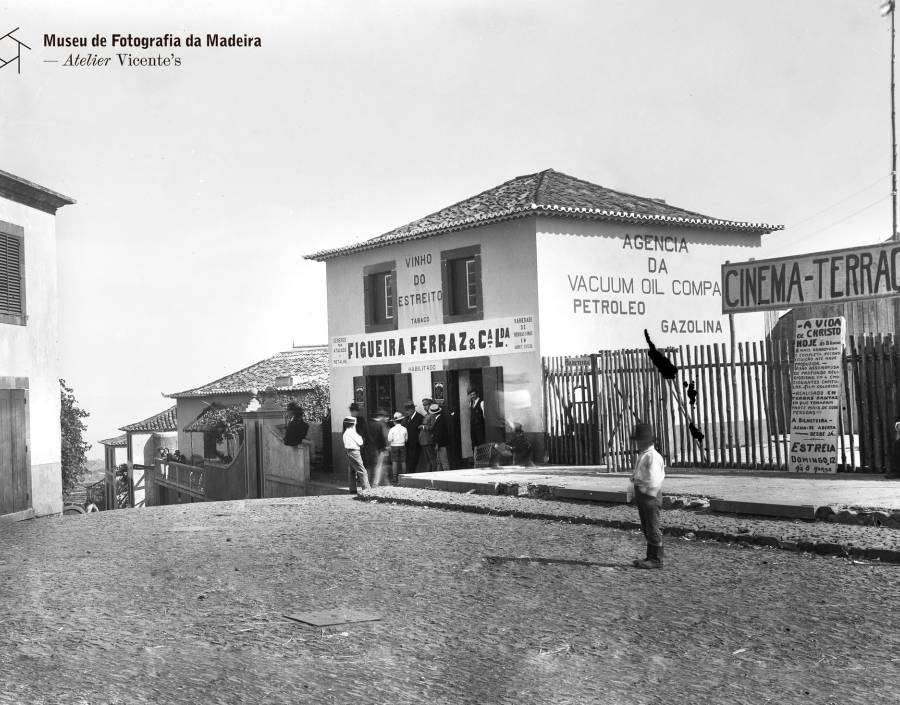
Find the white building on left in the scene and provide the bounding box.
[0,169,75,522]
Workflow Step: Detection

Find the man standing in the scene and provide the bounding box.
[419,397,436,471]
[282,402,309,447]
[467,387,486,451]
[369,409,391,487]
[343,417,370,493]
[627,422,666,569]
[431,403,451,472]
[349,402,374,488]
[402,401,424,473]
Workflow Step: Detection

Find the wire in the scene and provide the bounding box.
[788,173,890,229]
[771,193,891,255]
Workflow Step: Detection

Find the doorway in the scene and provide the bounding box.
[0,388,30,517]
[430,366,504,468]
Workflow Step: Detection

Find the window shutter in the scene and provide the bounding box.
[363,274,373,329]
[0,233,23,316]
[390,268,397,328]
[441,255,450,320]
[473,252,483,316]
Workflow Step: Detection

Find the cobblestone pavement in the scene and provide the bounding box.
[1,496,898,705]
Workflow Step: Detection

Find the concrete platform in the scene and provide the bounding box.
[399,466,900,518]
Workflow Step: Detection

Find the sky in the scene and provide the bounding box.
[0,0,894,458]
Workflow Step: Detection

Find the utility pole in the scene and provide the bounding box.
[885,1,898,239]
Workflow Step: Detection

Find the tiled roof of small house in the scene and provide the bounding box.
[183,403,247,432]
[119,406,178,433]
[98,434,127,447]
[305,169,783,260]
[168,345,329,399]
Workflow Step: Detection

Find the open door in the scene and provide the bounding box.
[483,366,505,443]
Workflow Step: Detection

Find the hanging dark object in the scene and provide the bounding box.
[688,422,704,444]
[683,380,698,409]
[644,329,678,380]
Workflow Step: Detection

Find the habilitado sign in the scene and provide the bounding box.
[721,241,900,314]
[331,315,536,367]
[789,317,844,474]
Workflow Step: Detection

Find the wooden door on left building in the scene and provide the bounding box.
[0,388,30,516]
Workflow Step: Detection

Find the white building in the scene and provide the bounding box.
[306,169,780,469]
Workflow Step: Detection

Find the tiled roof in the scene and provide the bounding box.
[168,345,329,399]
[99,434,127,447]
[119,406,178,433]
[306,169,782,260]
[182,403,246,432]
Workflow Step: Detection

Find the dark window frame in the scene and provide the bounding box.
[441,244,483,323]
[0,220,26,327]
[363,260,398,333]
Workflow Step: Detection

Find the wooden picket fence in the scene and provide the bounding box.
[543,334,900,473]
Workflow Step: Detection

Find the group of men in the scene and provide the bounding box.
[342,395,466,492]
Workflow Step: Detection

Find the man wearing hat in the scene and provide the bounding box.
[402,401,424,473]
[282,402,309,447]
[628,422,666,569]
[431,403,451,472]
[387,412,409,483]
[419,398,437,471]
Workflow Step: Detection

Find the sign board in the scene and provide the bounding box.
[721,242,900,314]
[331,315,536,368]
[788,317,844,474]
[536,226,767,354]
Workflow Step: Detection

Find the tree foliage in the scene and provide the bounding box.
[60,379,91,495]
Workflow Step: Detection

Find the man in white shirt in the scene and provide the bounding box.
[627,422,666,569]
[343,416,371,493]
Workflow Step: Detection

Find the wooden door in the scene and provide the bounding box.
[482,366,505,442]
[0,389,29,516]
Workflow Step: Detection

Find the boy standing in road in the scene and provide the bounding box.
[628,422,666,569]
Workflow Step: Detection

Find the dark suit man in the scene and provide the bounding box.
[401,401,424,473]
[431,404,451,472]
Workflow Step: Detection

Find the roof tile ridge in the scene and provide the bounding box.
[530,168,553,206]
[365,172,540,244]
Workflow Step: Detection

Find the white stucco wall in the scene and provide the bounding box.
[325,218,543,466]
[0,197,63,517]
[536,217,767,354]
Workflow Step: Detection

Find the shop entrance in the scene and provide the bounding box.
[430,366,504,468]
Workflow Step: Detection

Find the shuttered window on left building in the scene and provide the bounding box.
[0,221,26,326]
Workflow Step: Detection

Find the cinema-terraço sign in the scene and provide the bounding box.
[330,315,537,367]
[721,241,900,314]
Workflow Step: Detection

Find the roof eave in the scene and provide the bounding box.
[0,169,76,215]
[168,384,322,399]
[305,207,784,261]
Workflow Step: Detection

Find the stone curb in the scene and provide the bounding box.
[358,489,900,565]
[399,476,900,527]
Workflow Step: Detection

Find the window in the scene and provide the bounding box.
[363,261,397,332]
[0,222,26,326]
[442,245,482,322]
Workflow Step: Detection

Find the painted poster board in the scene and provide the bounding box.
[722,242,900,314]
[788,317,844,474]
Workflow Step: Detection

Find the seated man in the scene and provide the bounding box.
[507,423,534,466]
